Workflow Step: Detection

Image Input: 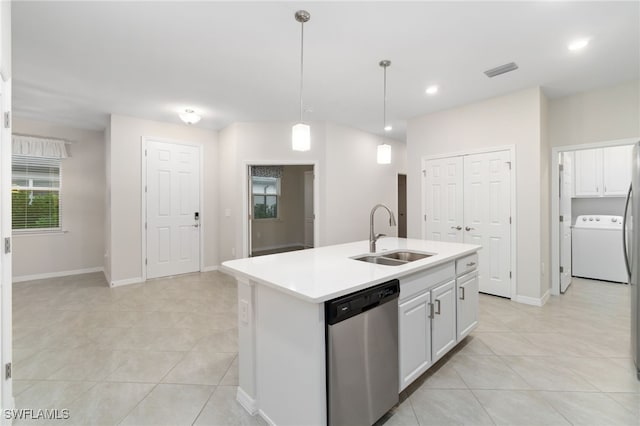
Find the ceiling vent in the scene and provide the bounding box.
[484,62,519,78]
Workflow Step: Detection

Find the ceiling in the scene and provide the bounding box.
[11,1,640,141]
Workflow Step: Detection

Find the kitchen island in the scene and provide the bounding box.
[222,237,481,426]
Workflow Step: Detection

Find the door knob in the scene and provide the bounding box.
[450,226,462,230]
[465,226,475,231]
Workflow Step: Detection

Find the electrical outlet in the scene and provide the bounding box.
[240,300,249,324]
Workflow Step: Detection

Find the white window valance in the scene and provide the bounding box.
[12,135,70,159]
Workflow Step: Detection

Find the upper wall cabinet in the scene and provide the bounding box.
[574,145,633,197]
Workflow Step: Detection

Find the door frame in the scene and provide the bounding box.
[242,161,320,258]
[550,137,639,296]
[421,145,517,300]
[0,76,14,413]
[140,137,204,282]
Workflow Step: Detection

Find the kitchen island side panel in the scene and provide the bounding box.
[256,283,327,425]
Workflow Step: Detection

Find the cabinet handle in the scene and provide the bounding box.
[428,302,434,319]
[465,226,475,231]
[435,299,441,315]
[460,287,465,300]
[466,262,476,267]
[451,226,462,230]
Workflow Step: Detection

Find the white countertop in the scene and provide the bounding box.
[221,238,481,303]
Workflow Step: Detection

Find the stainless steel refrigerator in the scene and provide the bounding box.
[624,141,640,380]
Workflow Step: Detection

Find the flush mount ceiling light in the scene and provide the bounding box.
[425,85,439,95]
[292,10,311,152]
[377,60,392,165]
[179,109,201,125]
[568,38,590,51]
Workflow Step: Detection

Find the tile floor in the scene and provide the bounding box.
[11,273,639,425]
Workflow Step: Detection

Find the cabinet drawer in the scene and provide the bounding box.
[400,262,454,302]
[456,253,478,276]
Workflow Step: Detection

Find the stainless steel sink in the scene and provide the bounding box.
[353,250,434,266]
[381,251,432,262]
[353,255,406,266]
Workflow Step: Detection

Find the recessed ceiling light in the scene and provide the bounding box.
[384,125,392,131]
[425,85,439,95]
[568,38,590,51]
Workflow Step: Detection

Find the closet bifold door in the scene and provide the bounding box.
[423,156,464,243]
[463,151,511,298]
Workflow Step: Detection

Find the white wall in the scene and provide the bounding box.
[549,80,640,148]
[12,118,106,280]
[218,121,406,263]
[324,122,406,245]
[251,165,312,252]
[407,87,545,300]
[107,114,218,285]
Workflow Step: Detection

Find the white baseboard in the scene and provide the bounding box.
[514,289,550,307]
[202,265,219,272]
[258,409,276,426]
[236,387,257,415]
[110,277,143,287]
[13,267,104,283]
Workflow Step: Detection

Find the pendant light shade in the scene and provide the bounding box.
[292,10,311,152]
[377,143,392,164]
[292,122,311,151]
[377,60,392,164]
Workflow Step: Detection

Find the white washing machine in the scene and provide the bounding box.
[572,215,628,283]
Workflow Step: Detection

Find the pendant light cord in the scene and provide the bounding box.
[299,20,305,123]
[383,64,387,130]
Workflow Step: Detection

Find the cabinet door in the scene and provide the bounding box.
[457,271,479,340]
[431,280,456,362]
[603,145,633,196]
[574,149,603,197]
[398,291,431,391]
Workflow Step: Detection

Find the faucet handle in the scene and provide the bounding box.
[375,233,386,240]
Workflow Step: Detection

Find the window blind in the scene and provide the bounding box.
[12,155,62,231]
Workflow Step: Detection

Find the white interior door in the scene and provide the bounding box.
[146,140,200,279]
[560,152,573,293]
[304,170,314,248]
[423,157,464,242]
[463,151,511,298]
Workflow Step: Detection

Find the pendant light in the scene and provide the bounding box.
[292,10,311,152]
[377,60,392,164]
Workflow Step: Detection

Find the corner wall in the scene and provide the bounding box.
[107,115,219,285]
[12,118,106,281]
[407,87,545,301]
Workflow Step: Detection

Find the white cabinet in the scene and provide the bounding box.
[398,260,477,391]
[456,271,479,340]
[431,280,457,362]
[574,146,633,197]
[603,145,633,196]
[574,149,603,197]
[398,291,431,390]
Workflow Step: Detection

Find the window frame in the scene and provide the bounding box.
[11,155,63,234]
[251,176,280,221]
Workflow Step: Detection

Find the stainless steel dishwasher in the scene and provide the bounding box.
[326,280,400,426]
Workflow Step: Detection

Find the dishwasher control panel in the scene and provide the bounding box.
[325,280,400,325]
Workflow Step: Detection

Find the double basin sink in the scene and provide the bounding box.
[353,250,433,266]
